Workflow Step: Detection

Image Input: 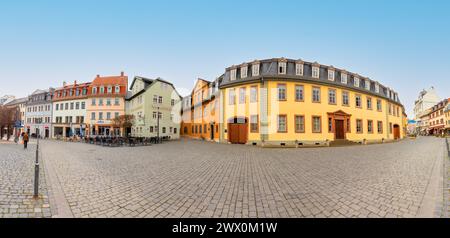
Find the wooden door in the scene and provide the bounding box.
[238,124,248,144]
[393,125,400,140]
[228,124,239,144]
[335,120,345,139]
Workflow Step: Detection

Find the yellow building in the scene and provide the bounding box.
[219,58,406,146]
[181,78,220,141]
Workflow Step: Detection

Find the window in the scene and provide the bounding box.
[355,95,362,108]
[174,128,177,134]
[153,112,157,119]
[115,86,120,94]
[115,112,119,119]
[368,120,373,133]
[341,73,348,84]
[377,121,383,134]
[99,112,103,120]
[328,69,335,81]
[228,89,236,105]
[107,112,111,120]
[171,99,175,106]
[356,119,363,133]
[367,97,372,110]
[230,69,237,81]
[199,125,202,134]
[252,64,259,76]
[342,91,349,106]
[106,98,111,106]
[158,112,162,119]
[76,102,80,110]
[312,66,320,78]
[365,80,371,90]
[312,87,321,103]
[250,86,258,103]
[162,127,166,134]
[153,95,158,104]
[56,104,59,110]
[328,89,336,104]
[92,98,96,106]
[115,98,120,106]
[295,115,305,133]
[158,96,162,104]
[277,84,286,101]
[250,115,259,133]
[295,63,304,76]
[312,116,321,133]
[354,77,360,87]
[70,103,74,110]
[375,83,380,93]
[99,99,104,106]
[150,126,154,133]
[91,112,96,120]
[100,87,104,94]
[239,87,246,104]
[241,66,248,78]
[377,99,382,111]
[92,87,97,94]
[328,117,333,132]
[277,115,287,132]
[106,86,112,94]
[278,62,287,74]
[295,85,304,101]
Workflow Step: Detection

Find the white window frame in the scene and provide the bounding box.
[230,69,237,81]
[354,77,360,87]
[341,72,348,84]
[328,69,335,81]
[312,66,320,79]
[115,85,120,94]
[241,66,248,79]
[375,83,380,93]
[295,63,304,76]
[252,64,260,77]
[278,62,287,75]
[365,79,371,90]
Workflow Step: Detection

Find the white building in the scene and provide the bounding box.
[414,87,440,120]
[24,89,54,138]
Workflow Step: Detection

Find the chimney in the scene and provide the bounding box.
[97,74,100,78]
[74,80,77,85]
[63,81,67,87]
[121,71,124,77]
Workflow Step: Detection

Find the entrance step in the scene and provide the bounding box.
[329,139,361,147]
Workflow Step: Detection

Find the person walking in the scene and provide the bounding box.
[23,132,29,149]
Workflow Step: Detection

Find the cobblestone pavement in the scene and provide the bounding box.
[33,136,445,218]
[445,138,450,218]
[0,142,52,218]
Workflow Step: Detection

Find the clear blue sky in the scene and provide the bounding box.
[1,0,449,117]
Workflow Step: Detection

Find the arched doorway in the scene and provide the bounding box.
[393,124,400,140]
[227,117,248,144]
[327,110,352,140]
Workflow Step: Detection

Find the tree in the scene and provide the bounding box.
[111,114,135,137]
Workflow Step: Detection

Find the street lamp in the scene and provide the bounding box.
[157,106,160,142]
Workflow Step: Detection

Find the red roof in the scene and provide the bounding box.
[91,72,128,86]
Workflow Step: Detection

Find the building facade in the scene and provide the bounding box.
[52,81,90,138]
[0,95,15,106]
[428,98,449,136]
[219,58,406,146]
[445,104,450,136]
[4,97,27,137]
[25,89,54,138]
[181,78,220,141]
[126,76,181,139]
[86,73,128,136]
[413,87,440,120]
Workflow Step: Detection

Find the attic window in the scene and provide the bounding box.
[312,66,320,78]
[241,66,248,78]
[278,62,287,75]
[230,69,237,81]
[252,64,260,76]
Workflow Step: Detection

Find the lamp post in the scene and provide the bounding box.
[157,106,160,143]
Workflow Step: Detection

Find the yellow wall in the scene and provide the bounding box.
[222,80,405,143]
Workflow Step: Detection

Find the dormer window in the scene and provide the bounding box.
[100,86,104,94]
[341,72,348,84]
[230,69,237,81]
[375,83,380,93]
[328,69,335,81]
[252,63,260,77]
[241,65,248,79]
[92,87,97,94]
[107,86,112,94]
[312,66,320,79]
[365,79,371,90]
[295,63,304,76]
[354,76,360,87]
[278,61,287,74]
[115,85,120,94]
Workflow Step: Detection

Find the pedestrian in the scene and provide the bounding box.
[23,132,29,149]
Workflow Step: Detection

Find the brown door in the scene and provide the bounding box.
[393,125,400,140]
[335,120,345,139]
[228,124,238,143]
[238,124,248,144]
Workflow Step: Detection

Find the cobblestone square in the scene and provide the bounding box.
[0,137,447,218]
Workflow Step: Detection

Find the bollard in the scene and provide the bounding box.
[33,138,40,198]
